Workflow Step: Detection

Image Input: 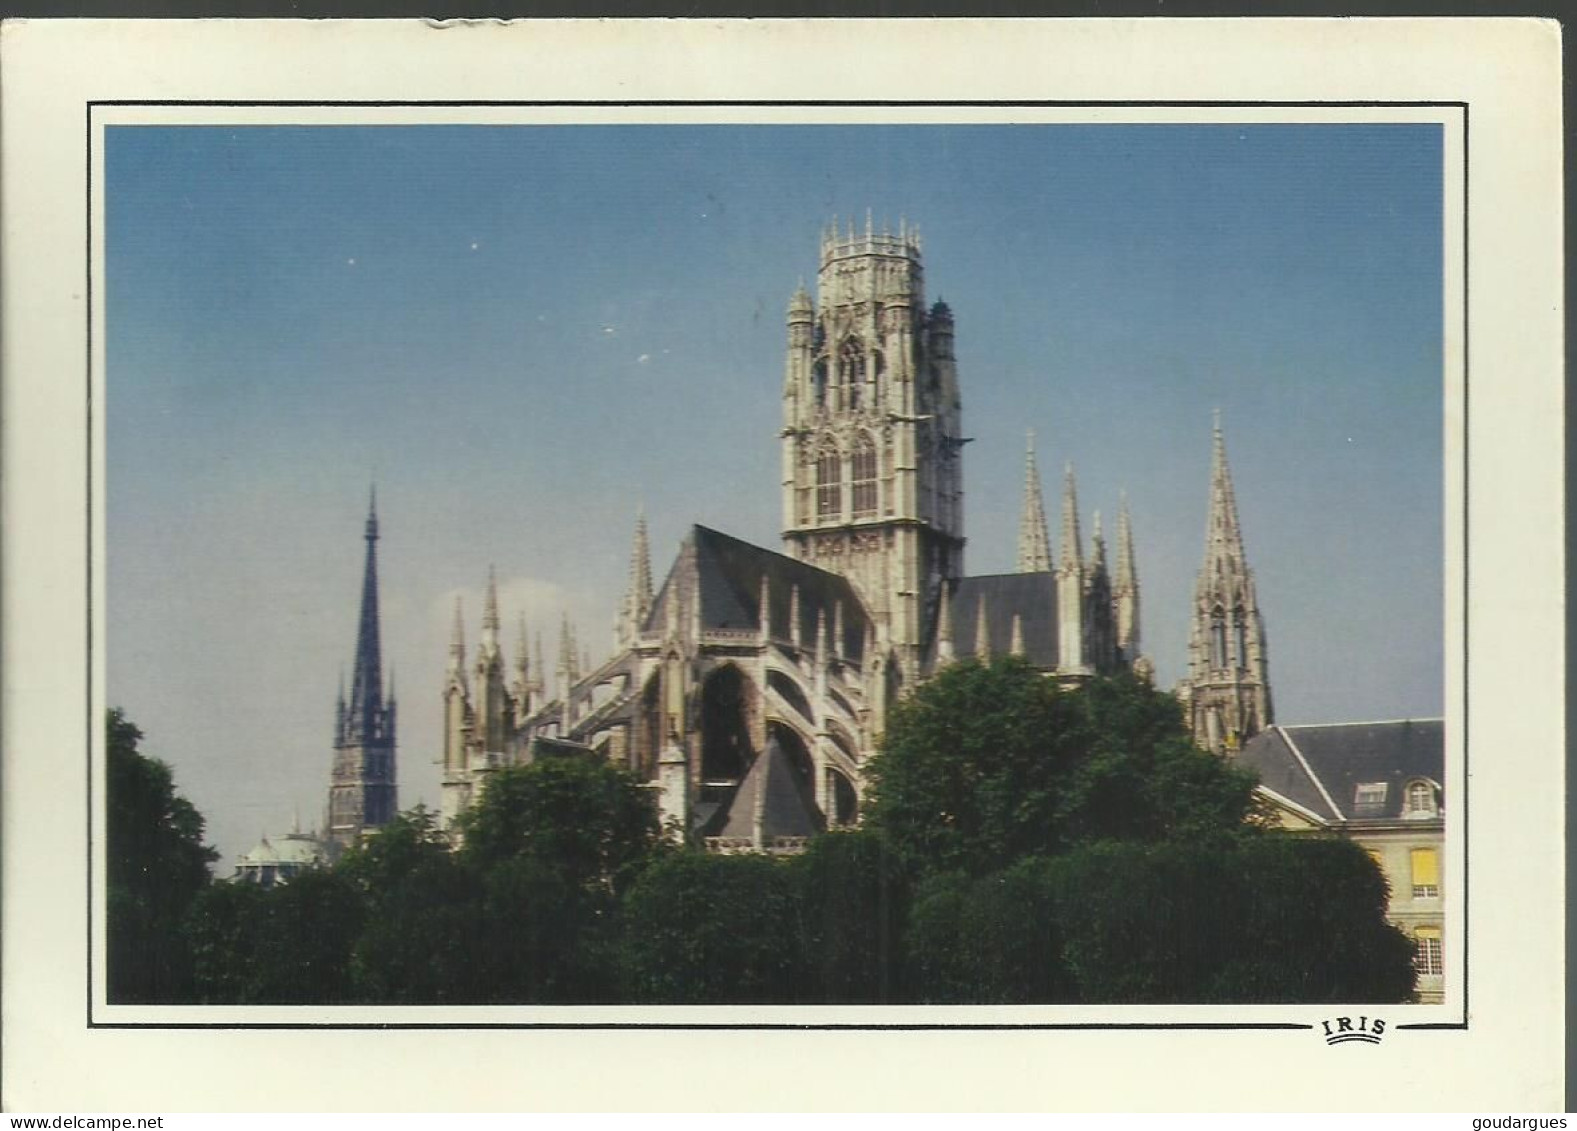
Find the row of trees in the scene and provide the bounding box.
[109,661,1419,1005]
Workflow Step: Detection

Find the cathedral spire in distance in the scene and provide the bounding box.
[329,488,397,851]
[346,486,383,743]
[1016,430,1053,573]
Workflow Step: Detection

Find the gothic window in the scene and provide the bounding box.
[870,349,885,405]
[812,359,828,407]
[817,447,843,521]
[839,338,866,409]
[1233,604,1248,669]
[830,769,859,827]
[1209,607,1227,669]
[700,666,753,786]
[851,434,878,519]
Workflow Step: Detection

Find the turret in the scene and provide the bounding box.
[1056,463,1087,675]
[473,567,509,756]
[1180,413,1273,753]
[1016,430,1053,573]
[1114,491,1142,667]
[619,509,655,647]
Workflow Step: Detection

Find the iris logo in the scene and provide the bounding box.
[1320,1016,1386,1045]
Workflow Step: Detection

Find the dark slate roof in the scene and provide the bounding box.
[711,735,825,842]
[647,526,870,662]
[1236,720,1444,824]
[925,572,1060,671]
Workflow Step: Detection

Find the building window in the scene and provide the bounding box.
[811,359,828,407]
[1414,927,1443,976]
[1407,779,1436,815]
[1209,607,1227,669]
[817,448,842,521]
[1410,846,1440,898]
[839,338,866,410]
[851,436,878,519]
[1354,781,1388,811]
[1233,605,1247,669]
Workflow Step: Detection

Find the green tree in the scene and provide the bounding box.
[186,867,363,1004]
[621,852,803,1004]
[904,838,1416,1004]
[866,660,1258,876]
[457,758,662,894]
[106,708,218,1003]
[187,879,268,1003]
[904,860,1073,1004]
[790,830,909,1004]
[338,806,487,1004]
[1050,837,1416,1003]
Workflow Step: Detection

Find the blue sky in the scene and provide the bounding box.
[106,122,1445,868]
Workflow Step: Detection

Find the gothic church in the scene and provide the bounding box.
[434,219,1274,850]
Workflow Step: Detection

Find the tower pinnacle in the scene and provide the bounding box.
[1182,415,1272,754]
[1060,462,1083,571]
[1016,430,1053,573]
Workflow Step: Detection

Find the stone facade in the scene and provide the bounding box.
[437,219,1260,847]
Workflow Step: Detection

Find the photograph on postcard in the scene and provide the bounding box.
[95,111,1459,1020]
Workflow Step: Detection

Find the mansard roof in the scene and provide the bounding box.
[709,734,826,843]
[925,572,1060,672]
[1235,719,1444,824]
[646,525,870,662]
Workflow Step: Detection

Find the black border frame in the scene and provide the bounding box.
[85,98,1471,1033]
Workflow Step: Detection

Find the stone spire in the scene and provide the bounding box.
[329,489,397,849]
[1056,463,1087,675]
[512,612,531,708]
[448,596,466,677]
[1059,462,1083,573]
[1085,509,1116,673]
[1114,491,1141,666]
[345,487,384,744]
[1182,413,1273,754]
[621,509,654,645]
[1016,430,1053,573]
[480,565,501,660]
[1203,409,1248,574]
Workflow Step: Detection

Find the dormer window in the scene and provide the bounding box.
[1353,781,1388,814]
[1406,778,1438,817]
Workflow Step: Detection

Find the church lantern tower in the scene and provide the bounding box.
[780,216,966,681]
[1181,415,1273,754]
[328,490,398,849]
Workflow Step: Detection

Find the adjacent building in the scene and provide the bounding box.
[1235,719,1446,1003]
